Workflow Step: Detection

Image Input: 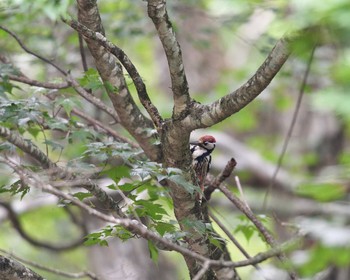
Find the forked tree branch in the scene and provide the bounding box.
[147,0,191,119]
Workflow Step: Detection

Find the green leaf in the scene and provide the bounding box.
[84,236,99,246]
[72,192,93,201]
[208,236,224,250]
[168,174,201,196]
[182,218,207,235]
[148,240,159,264]
[6,180,30,199]
[27,126,41,139]
[154,222,176,236]
[113,225,133,241]
[234,215,267,243]
[69,129,96,143]
[99,239,109,247]
[296,182,346,202]
[104,81,119,92]
[84,226,113,246]
[134,199,168,220]
[297,244,350,277]
[78,68,104,90]
[102,165,131,183]
[55,97,80,117]
[118,182,136,192]
[42,139,64,151]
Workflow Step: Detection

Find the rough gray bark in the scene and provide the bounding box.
[0,256,44,280]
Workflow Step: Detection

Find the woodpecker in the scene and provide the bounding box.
[190,135,216,196]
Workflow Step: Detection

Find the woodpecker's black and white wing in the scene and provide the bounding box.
[190,143,212,188]
[190,135,216,197]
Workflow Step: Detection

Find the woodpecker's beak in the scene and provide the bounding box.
[190,141,200,145]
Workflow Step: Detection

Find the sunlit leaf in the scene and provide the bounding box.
[72,192,93,201]
[148,240,159,264]
[296,182,346,202]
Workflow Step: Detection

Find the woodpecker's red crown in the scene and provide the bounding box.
[199,135,216,144]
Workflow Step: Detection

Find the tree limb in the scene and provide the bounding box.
[147,0,191,119]
[184,37,292,129]
[76,0,162,161]
[204,158,237,201]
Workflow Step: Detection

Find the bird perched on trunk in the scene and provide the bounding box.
[190,135,216,198]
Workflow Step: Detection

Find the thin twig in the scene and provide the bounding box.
[78,33,89,72]
[235,175,251,211]
[0,25,67,75]
[66,74,120,122]
[204,158,237,201]
[209,211,261,272]
[192,260,210,280]
[6,74,70,89]
[263,45,317,209]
